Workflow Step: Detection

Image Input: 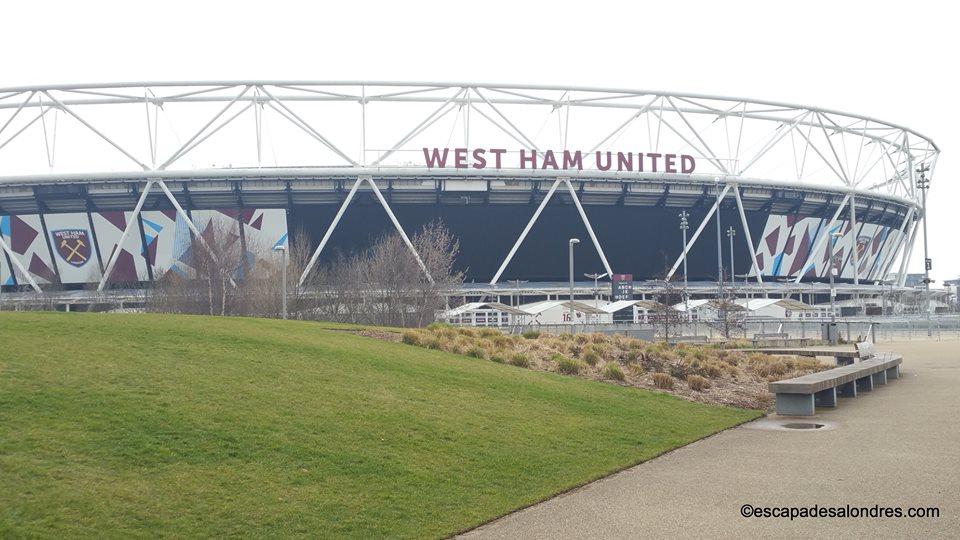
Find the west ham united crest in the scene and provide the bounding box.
[53,229,92,267]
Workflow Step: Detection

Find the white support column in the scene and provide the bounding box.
[490,178,563,285]
[896,216,921,287]
[297,177,434,287]
[666,184,731,280]
[731,184,764,286]
[98,181,153,291]
[563,179,614,277]
[0,234,41,292]
[873,206,914,282]
[299,177,364,287]
[366,178,434,284]
[794,194,850,283]
[154,180,237,288]
[848,194,860,285]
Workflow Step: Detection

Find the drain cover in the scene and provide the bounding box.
[782,422,825,430]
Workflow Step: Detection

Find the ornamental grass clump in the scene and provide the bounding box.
[508,352,530,368]
[581,349,601,367]
[603,363,625,381]
[465,346,487,359]
[401,330,422,346]
[554,355,584,375]
[686,374,711,391]
[652,372,674,390]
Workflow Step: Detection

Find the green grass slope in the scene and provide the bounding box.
[0,313,760,537]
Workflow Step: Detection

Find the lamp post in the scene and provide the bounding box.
[584,272,608,303]
[679,211,690,321]
[274,244,287,319]
[829,230,843,325]
[714,177,724,298]
[569,238,579,328]
[726,226,736,290]
[507,279,527,307]
[916,163,933,337]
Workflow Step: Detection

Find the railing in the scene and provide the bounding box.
[507,315,960,342]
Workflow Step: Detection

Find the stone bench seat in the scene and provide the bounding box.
[743,347,863,366]
[768,353,902,416]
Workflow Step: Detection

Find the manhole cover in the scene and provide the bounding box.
[782,422,825,430]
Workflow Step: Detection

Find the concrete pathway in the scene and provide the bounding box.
[463,341,959,538]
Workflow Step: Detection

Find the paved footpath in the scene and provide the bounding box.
[463,341,959,538]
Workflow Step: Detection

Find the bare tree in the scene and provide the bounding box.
[147,219,244,316]
[648,279,684,340]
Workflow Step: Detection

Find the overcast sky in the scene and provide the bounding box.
[1,0,956,283]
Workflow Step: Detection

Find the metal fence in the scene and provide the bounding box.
[510,315,960,342]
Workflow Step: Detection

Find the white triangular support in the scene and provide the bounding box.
[666,184,732,280]
[298,176,434,287]
[490,178,613,285]
[0,233,42,292]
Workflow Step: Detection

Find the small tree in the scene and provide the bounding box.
[648,279,684,340]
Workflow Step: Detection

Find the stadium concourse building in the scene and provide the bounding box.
[0,82,939,307]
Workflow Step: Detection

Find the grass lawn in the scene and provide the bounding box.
[0,312,760,537]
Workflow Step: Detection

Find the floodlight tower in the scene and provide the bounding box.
[568,238,580,328]
[916,163,933,337]
[679,211,690,320]
[726,226,736,291]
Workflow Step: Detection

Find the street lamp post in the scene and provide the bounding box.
[916,163,933,337]
[714,177,724,298]
[584,272,608,303]
[679,211,690,321]
[829,230,843,326]
[569,238,579,329]
[726,226,736,290]
[274,244,287,319]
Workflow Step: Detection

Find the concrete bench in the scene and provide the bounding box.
[742,347,862,366]
[768,353,903,416]
[754,332,789,340]
[670,335,709,344]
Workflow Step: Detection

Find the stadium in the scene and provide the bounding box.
[0,82,939,305]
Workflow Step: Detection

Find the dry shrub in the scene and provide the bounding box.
[668,359,690,381]
[555,356,584,375]
[458,328,478,338]
[623,349,643,364]
[581,350,601,367]
[723,339,751,349]
[465,346,487,359]
[603,363,625,381]
[700,361,725,379]
[521,330,541,339]
[490,354,505,364]
[687,375,711,391]
[652,372,674,389]
[509,352,530,368]
[478,328,500,338]
[401,330,422,346]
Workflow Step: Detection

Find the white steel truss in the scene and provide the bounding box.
[298,176,433,288]
[0,82,939,291]
[0,233,41,292]
[489,177,614,285]
[666,184,732,281]
[97,180,238,291]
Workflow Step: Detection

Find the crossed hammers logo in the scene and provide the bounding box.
[60,237,88,263]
